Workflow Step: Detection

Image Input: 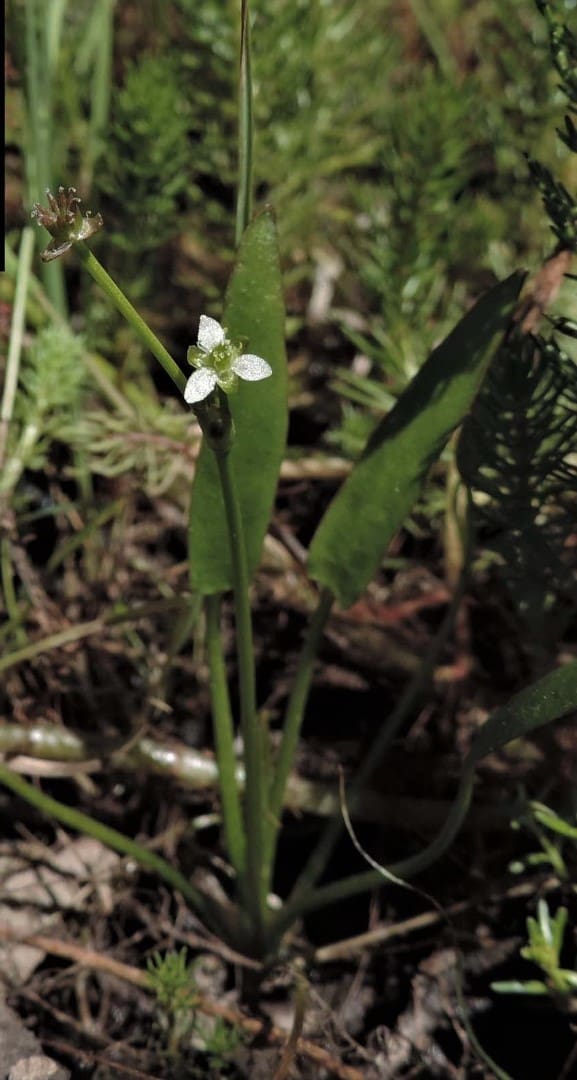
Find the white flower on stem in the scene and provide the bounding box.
[184,315,272,404]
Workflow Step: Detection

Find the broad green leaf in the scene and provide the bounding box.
[308,272,525,608]
[188,209,287,593]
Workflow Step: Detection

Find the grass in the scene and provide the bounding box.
[6,0,565,450]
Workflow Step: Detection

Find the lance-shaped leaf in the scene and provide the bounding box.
[308,272,525,608]
[188,209,287,593]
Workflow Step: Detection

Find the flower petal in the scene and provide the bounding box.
[197,315,226,353]
[183,367,218,404]
[232,354,272,381]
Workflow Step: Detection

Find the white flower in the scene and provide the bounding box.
[184,315,272,404]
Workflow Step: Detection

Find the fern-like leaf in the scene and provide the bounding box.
[457,333,577,633]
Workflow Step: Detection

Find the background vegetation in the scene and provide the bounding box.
[2,1,577,1076]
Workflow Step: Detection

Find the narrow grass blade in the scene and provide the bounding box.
[0,762,217,926]
[235,0,253,246]
[465,661,577,769]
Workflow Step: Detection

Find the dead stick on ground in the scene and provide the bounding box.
[0,928,364,1080]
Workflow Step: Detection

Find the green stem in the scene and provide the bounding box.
[282,572,467,915]
[76,244,186,394]
[205,593,246,879]
[214,450,267,942]
[270,588,333,819]
[0,228,35,470]
[406,0,458,82]
[0,419,42,496]
[1,539,27,647]
[263,588,333,887]
[0,760,219,927]
[25,0,67,316]
[0,599,184,675]
[235,0,254,247]
[273,767,476,934]
[81,0,114,190]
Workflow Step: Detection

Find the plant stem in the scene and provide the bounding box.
[0,228,35,470]
[0,420,41,496]
[76,244,186,394]
[235,0,253,246]
[0,599,184,675]
[78,0,114,190]
[273,765,477,932]
[406,0,458,81]
[214,449,268,943]
[25,0,67,316]
[280,572,467,918]
[205,593,246,879]
[1,539,27,647]
[270,588,334,818]
[263,587,333,886]
[0,760,219,926]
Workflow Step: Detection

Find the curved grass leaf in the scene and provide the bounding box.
[188,209,287,594]
[410,661,577,874]
[308,272,525,608]
[277,662,577,926]
[466,661,577,770]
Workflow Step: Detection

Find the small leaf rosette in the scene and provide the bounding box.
[184,315,272,404]
[31,186,103,262]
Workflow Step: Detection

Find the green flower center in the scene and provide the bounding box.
[211,342,239,377]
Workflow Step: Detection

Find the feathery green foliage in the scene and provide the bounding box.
[79,403,195,497]
[527,2,577,250]
[458,334,577,633]
[492,899,577,999]
[343,74,488,388]
[527,157,577,250]
[0,324,88,497]
[326,0,558,453]
[96,55,191,257]
[456,1,577,640]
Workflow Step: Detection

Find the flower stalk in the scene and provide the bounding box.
[205,593,246,881]
[213,447,270,949]
[76,242,187,394]
[262,587,334,891]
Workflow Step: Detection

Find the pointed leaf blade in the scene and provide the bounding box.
[188,210,287,594]
[308,273,525,608]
